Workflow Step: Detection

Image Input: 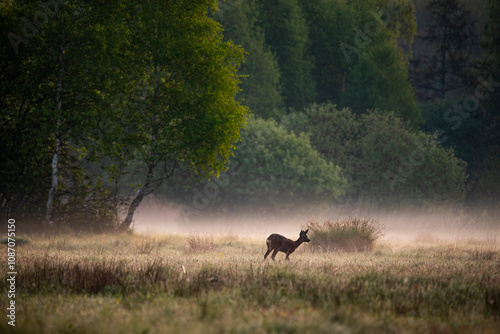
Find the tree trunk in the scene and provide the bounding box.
[45,126,62,224]
[118,50,161,232]
[45,43,64,225]
[118,164,154,231]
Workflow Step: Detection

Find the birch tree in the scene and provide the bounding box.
[116,0,248,231]
[0,0,125,224]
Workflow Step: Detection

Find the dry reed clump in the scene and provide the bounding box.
[185,233,214,253]
[306,217,385,252]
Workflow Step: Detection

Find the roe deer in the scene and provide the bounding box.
[264,229,310,261]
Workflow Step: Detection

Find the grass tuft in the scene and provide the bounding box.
[185,233,214,253]
[468,248,497,261]
[305,217,385,252]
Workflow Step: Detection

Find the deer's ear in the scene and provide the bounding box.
[305,229,309,234]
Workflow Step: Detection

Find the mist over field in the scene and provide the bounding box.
[132,196,499,242]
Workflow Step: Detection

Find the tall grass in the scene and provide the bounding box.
[1,232,499,334]
[185,233,214,253]
[306,217,385,252]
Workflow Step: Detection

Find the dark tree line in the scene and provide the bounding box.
[1,0,498,231]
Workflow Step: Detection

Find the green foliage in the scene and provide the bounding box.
[54,165,123,232]
[212,117,346,214]
[0,0,248,230]
[297,0,355,105]
[123,0,247,174]
[0,0,126,223]
[115,0,249,230]
[468,146,500,212]
[357,109,467,206]
[346,44,423,126]
[2,0,494,225]
[306,217,385,252]
[214,0,284,119]
[156,116,346,218]
[484,0,500,72]
[410,0,479,101]
[465,1,500,211]
[214,0,421,124]
[257,0,316,110]
[420,98,487,174]
[415,0,500,209]
[298,0,421,126]
[284,103,468,207]
[281,103,360,167]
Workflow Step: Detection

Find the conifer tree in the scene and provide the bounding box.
[411,0,479,101]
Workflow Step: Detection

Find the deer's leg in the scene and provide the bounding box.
[285,250,291,261]
[264,240,272,260]
[264,248,272,260]
[271,249,279,261]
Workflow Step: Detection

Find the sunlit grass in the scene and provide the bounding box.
[0,232,499,333]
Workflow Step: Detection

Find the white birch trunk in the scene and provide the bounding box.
[45,43,64,224]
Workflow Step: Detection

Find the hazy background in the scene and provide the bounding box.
[1,0,498,237]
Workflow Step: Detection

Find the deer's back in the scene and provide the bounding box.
[267,234,295,251]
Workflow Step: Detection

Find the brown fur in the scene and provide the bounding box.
[264,229,310,261]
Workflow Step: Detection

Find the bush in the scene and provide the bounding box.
[283,103,468,208]
[165,117,346,218]
[306,217,385,252]
[225,118,346,211]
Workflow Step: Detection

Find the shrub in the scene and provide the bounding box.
[283,104,468,208]
[305,217,385,252]
[166,117,346,217]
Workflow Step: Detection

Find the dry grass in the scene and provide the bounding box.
[467,248,498,261]
[306,217,385,252]
[0,232,499,334]
[185,233,215,253]
[414,231,441,244]
[454,234,498,248]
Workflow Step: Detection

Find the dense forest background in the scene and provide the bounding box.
[1,0,499,232]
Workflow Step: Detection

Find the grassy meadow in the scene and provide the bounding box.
[1,230,499,333]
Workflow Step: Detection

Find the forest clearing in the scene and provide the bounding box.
[2,0,500,332]
[1,223,499,334]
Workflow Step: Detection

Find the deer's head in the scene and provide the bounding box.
[300,229,310,243]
